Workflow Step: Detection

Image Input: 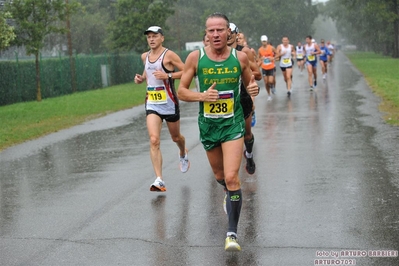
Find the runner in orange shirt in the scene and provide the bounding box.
[258,35,276,101]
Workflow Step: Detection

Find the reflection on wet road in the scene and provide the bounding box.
[1,53,398,265]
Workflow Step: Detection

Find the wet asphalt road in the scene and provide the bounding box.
[1,52,399,266]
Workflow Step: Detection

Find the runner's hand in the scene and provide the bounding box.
[203,83,219,102]
[134,74,143,84]
[153,70,167,80]
[246,75,259,97]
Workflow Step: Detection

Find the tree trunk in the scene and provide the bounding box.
[35,52,42,102]
[394,0,399,58]
[66,0,77,92]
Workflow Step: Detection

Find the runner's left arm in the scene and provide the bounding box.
[238,51,259,97]
[291,45,296,58]
[274,45,282,60]
[168,51,185,79]
[313,44,322,55]
[243,47,261,81]
[154,51,185,80]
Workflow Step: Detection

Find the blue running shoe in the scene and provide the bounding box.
[251,111,256,127]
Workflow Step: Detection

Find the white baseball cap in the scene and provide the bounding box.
[229,23,239,34]
[144,26,164,35]
[260,35,268,42]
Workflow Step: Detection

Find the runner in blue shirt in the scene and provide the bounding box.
[319,39,331,80]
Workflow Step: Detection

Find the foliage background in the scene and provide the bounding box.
[0,0,397,106]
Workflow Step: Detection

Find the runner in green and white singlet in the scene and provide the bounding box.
[196,47,245,149]
[177,13,259,252]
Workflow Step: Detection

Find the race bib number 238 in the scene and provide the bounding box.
[204,90,234,118]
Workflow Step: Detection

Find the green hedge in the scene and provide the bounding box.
[0,50,191,106]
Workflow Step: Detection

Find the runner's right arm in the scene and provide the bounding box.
[177,50,218,103]
[134,52,148,84]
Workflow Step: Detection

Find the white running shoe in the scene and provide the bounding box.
[267,96,272,101]
[150,177,166,192]
[179,149,190,173]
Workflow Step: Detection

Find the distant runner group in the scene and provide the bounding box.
[134,12,335,252]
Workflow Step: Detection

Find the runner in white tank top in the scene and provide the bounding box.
[327,41,335,63]
[275,36,295,96]
[304,35,321,91]
[145,49,178,115]
[296,42,305,73]
[134,26,190,192]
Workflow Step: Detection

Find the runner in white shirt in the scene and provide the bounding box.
[134,26,190,192]
[304,35,321,91]
[327,41,335,63]
[296,42,305,73]
[275,36,296,96]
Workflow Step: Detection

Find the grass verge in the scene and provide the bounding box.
[0,82,147,151]
[345,52,399,126]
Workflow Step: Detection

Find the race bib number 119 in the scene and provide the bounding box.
[147,86,167,104]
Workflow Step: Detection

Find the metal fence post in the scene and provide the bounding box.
[75,51,79,91]
[101,52,110,87]
[58,51,63,96]
[39,52,43,99]
[90,49,94,89]
[14,51,21,102]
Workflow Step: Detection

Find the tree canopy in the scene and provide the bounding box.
[6,0,79,56]
[105,0,317,53]
[107,0,177,52]
[5,0,80,101]
[70,0,115,54]
[0,11,15,51]
[4,0,398,57]
[325,0,399,57]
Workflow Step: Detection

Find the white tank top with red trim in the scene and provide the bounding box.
[145,49,178,115]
